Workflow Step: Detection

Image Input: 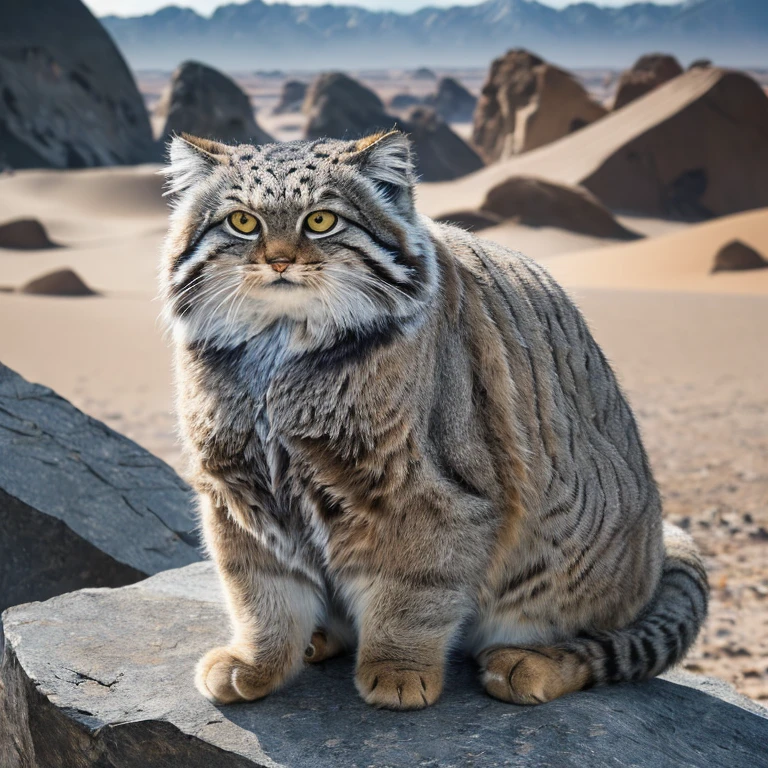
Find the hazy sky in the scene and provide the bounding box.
[85,0,682,16]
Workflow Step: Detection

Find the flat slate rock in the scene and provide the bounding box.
[0,363,199,613]
[2,562,765,768]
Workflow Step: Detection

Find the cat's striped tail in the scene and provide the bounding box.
[480,523,709,704]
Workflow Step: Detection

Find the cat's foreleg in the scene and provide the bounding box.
[194,494,321,704]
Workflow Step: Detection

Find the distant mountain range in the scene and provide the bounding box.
[101,0,768,71]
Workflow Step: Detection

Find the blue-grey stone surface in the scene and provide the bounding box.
[0,363,200,613]
[2,562,765,768]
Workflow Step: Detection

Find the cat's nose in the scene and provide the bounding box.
[270,262,290,273]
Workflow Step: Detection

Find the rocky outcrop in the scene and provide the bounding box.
[403,106,483,182]
[156,61,273,146]
[273,79,307,115]
[411,67,437,81]
[0,218,58,250]
[19,268,97,296]
[388,92,423,111]
[472,49,606,163]
[0,0,155,170]
[425,77,477,122]
[2,562,766,768]
[0,364,199,614]
[304,73,482,182]
[479,176,641,239]
[712,240,768,272]
[612,54,684,110]
[304,72,391,142]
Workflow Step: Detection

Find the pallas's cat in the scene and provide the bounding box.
[161,131,707,709]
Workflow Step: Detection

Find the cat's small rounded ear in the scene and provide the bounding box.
[343,130,416,209]
[162,133,232,198]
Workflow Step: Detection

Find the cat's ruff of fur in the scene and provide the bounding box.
[160,131,708,710]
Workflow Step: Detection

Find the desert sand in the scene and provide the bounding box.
[0,159,766,703]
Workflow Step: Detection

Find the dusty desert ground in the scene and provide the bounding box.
[1,148,766,702]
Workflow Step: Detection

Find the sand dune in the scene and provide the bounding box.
[540,208,768,294]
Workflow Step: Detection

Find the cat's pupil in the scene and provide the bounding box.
[314,215,323,223]
[240,214,248,224]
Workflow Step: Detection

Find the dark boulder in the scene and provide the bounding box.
[304,73,482,182]
[712,240,768,272]
[0,363,199,615]
[19,268,97,296]
[388,92,424,111]
[2,562,766,768]
[0,218,58,250]
[480,176,641,239]
[0,0,155,169]
[156,61,273,146]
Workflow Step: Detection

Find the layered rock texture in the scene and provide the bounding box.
[156,61,273,146]
[0,0,155,169]
[304,73,482,181]
[2,562,766,767]
[472,49,606,163]
[0,364,199,613]
[613,54,684,110]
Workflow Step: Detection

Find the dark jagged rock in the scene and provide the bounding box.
[19,268,97,296]
[712,240,768,272]
[0,0,155,170]
[480,176,641,239]
[156,60,273,146]
[0,364,199,614]
[613,53,684,110]
[472,49,606,163]
[425,77,478,122]
[273,79,308,115]
[2,562,766,768]
[304,73,481,182]
[0,218,58,250]
[689,58,713,70]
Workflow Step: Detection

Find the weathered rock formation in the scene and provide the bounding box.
[2,562,766,767]
[689,59,713,70]
[0,0,155,169]
[423,67,768,222]
[425,77,478,122]
[472,49,606,163]
[479,176,640,239]
[411,67,437,81]
[304,73,482,182]
[0,218,58,250]
[613,54,684,110]
[156,61,273,146]
[19,268,97,296]
[0,364,199,614]
[712,240,768,272]
[273,79,307,115]
[403,106,483,182]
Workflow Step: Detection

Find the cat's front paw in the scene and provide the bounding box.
[195,646,284,704]
[356,660,443,710]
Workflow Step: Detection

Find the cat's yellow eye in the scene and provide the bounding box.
[228,211,259,235]
[304,210,337,234]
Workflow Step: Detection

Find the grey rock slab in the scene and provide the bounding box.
[2,562,766,768]
[0,363,200,613]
